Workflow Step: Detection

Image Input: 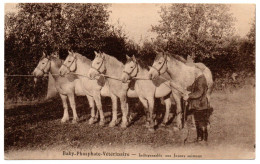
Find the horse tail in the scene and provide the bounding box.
[203,66,214,105]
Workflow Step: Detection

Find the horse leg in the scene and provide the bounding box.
[161,98,171,126]
[60,94,69,123]
[93,92,105,126]
[86,95,96,124]
[147,97,155,132]
[138,97,149,127]
[120,95,128,128]
[172,92,182,130]
[109,94,118,127]
[68,94,79,124]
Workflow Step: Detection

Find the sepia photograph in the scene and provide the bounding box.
[4,1,256,160]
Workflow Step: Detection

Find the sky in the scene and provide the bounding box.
[5,3,255,44]
[108,3,255,43]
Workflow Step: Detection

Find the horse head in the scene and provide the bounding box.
[88,51,106,79]
[59,51,77,76]
[32,52,51,77]
[121,55,138,83]
[148,51,168,80]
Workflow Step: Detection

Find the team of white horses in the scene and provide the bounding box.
[33,51,213,131]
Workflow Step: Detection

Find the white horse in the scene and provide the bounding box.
[33,52,97,123]
[59,51,111,126]
[148,51,213,129]
[121,55,174,128]
[88,52,138,128]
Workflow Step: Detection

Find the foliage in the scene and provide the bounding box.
[150,4,255,80]
[4,3,256,102]
[152,4,235,60]
[5,3,111,101]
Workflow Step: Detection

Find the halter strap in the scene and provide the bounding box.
[91,58,106,74]
[36,57,50,75]
[152,56,167,76]
[123,62,138,79]
[62,56,76,73]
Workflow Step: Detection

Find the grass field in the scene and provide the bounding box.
[4,85,255,159]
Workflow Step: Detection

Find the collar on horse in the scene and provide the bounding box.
[36,56,51,75]
[62,55,77,73]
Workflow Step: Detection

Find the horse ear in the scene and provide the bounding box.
[101,52,105,59]
[94,51,99,57]
[68,50,72,55]
[132,55,136,62]
[52,52,58,58]
[126,55,131,60]
[72,52,76,57]
[162,52,167,59]
[42,52,46,58]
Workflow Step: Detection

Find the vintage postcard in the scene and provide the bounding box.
[4,2,255,159]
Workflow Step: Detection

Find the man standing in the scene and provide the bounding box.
[183,68,211,144]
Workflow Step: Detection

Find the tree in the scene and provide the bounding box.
[4,3,111,100]
[152,4,235,60]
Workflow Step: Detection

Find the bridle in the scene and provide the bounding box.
[151,56,168,76]
[91,57,106,74]
[123,61,138,80]
[35,57,51,75]
[62,55,77,73]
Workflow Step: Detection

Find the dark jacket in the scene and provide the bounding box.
[187,74,209,111]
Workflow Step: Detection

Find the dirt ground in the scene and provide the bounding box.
[4,85,255,159]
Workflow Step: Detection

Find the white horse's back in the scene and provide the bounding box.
[195,63,214,101]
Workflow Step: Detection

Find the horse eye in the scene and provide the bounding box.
[130,66,134,68]
[158,62,162,64]
[42,63,45,64]
[97,62,100,64]
[68,61,71,63]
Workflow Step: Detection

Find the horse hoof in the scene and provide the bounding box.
[109,121,116,127]
[160,123,166,127]
[61,117,69,123]
[88,118,95,125]
[143,121,150,128]
[173,127,180,131]
[120,123,128,128]
[94,117,99,122]
[191,126,196,131]
[72,119,79,124]
[148,128,155,133]
[99,121,105,126]
[207,124,211,130]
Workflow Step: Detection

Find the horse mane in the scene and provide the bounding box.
[164,52,187,64]
[103,53,124,75]
[74,52,92,65]
[49,56,63,68]
[126,57,149,70]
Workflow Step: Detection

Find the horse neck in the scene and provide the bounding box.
[75,58,91,76]
[136,64,148,78]
[166,56,196,86]
[49,60,61,80]
[104,56,124,79]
